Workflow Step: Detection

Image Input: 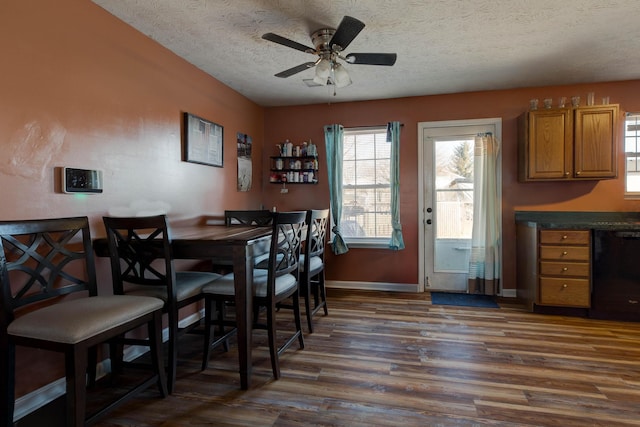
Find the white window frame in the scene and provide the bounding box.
[339,126,391,249]
[625,113,640,198]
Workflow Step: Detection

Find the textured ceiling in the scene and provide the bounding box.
[92,0,640,107]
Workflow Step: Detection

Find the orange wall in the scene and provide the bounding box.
[0,0,265,398]
[4,0,640,407]
[263,81,640,289]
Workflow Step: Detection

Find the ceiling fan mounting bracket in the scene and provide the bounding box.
[311,28,338,53]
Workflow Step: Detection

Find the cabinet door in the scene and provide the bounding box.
[525,109,573,180]
[574,105,618,179]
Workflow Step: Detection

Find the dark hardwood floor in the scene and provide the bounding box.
[18,289,640,426]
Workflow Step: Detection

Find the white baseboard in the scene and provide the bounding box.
[501,288,517,298]
[327,280,517,299]
[326,280,421,293]
[13,311,203,422]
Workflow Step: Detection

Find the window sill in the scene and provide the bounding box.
[343,240,390,249]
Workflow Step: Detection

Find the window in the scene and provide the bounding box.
[625,113,640,195]
[341,127,391,246]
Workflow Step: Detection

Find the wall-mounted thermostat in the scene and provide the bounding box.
[62,167,103,194]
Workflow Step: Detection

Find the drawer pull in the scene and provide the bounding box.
[562,251,568,255]
[562,284,568,288]
[562,235,568,239]
[562,267,568,271]
[629,300,639,305]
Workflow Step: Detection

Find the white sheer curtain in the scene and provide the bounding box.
[468,133,501,295]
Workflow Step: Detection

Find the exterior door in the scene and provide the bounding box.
[418,119,500,292]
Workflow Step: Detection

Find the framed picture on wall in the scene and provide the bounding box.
[183,112,223,167]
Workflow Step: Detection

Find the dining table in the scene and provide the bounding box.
[93,222,273,390]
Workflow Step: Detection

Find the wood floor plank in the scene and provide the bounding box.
[19,289,640,426]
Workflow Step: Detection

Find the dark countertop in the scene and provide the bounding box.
[515,211,640,230]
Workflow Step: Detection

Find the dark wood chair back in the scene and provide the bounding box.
[304,209,330,275]
[224,210,274,226]
[300,209,330,333]
[0,216,96,330]
[267,211,307,295]
[102,215,175,298]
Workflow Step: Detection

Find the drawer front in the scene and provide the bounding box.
[539,246,590,261]
[540,229,590,245]
[540,261,590,277]
[539,277,590,307]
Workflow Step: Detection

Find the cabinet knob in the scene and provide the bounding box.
[576,171,581,175]
[564,172,570,176]
[562,284,568,289]
[562,267,568,271]
[629,300,639,304]
[562,251,568,255]
[562,235,568,239]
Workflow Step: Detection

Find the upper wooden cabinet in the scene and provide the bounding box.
[518,104,619,181]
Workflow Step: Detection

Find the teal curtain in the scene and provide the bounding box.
[468,133,501,295]
[387,122,405,250]
[324,124,349,255]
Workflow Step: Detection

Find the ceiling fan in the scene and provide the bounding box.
[262,16,397,88]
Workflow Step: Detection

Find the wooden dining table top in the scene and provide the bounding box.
[93,223,273,258]
[168,223,272,242]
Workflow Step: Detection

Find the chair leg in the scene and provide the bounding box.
[108,336,125,380]
[319,271,328,316]
[202,297,213,371]
[216,300,230,352]
[167,311,178,394]
[66,346,88,427]
[266,302,280,380]
[1,340,15,427]
[87,347,98,388]
[148,311,168,397]
[302,277,314,333]
[292,291,305,350]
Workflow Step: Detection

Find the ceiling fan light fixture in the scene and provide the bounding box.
[314,58,331,85]
[333,63,352,88]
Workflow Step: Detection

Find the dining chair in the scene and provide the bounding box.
[299,209,330,333]
[102,215,222,394]
[201,211,306,379]
[0,216,167,427]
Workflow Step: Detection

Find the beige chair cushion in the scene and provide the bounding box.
[203,269,297,298]
[299,255,323,273]
[8,295,163,344]
[125,271,221,302]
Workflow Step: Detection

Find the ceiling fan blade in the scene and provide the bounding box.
[329,16,365,51]
[345,53,397,66]
[274,62,316,78]
[262,33,315,54]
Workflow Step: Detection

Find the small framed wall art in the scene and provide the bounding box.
[183,112,223,167]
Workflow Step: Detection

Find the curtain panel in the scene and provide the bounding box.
[324,124,349,255]
[468,133,501,295]
[387,121,405,250]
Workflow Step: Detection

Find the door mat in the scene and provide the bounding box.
[430,292,499,308]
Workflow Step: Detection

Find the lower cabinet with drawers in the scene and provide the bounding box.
[517,224,591,312]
